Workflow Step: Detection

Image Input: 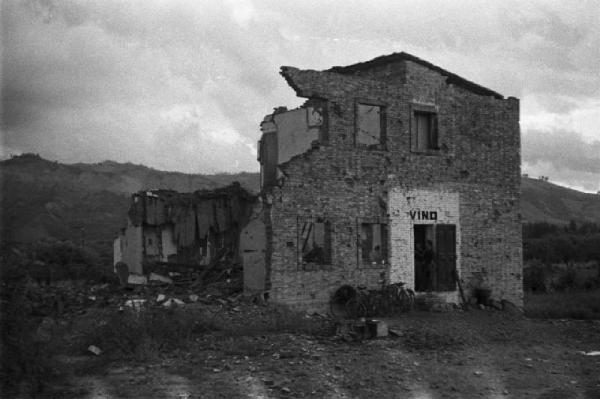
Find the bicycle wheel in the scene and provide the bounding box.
[376,293,392,317]
[398,289,415,312]
[330,299,346,319]
[345,297,367,319]
[384,286,401,316]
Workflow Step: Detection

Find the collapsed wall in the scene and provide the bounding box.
[114,183,256,274]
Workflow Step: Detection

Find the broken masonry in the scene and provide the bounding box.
[245,51,523,311]
[114,183,256,275]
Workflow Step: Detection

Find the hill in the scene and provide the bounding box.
[521,177,600,224]
[2,154,599,261]
[0,154,259,260]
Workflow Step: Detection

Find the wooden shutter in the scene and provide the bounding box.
[380,223,389,263]
[435,224,456,291]
[431,113,439,150]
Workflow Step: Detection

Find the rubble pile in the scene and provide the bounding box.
[8,250,246,319]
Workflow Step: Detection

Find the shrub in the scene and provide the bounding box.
[84,307,212,361]
[0,279,63,395]
[525,290,600,319]
[523,259,550,292]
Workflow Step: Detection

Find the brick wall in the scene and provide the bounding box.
[264,58,522,311]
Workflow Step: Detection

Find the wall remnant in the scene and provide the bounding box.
[114,183,256,275]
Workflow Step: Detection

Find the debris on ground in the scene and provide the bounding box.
[127,274,148,285]
[87,345,102,356]
[335,319,389,341]
[148,273,173,284]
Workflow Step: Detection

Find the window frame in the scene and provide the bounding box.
[356,218,389,269]
[297,216,333,270]
[410,103,439,154]
[354,98,387,150]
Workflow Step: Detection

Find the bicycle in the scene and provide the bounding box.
[384,282,415,314]
[330,281,415,319]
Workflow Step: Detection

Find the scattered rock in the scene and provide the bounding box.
[489,299,503,310]
[125,299,147,309]
[501,300,523,314]
[149,273,173,284]
[87,345,102,356]
[127,274,147,285]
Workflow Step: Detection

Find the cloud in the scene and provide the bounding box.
[1,0,599,185]
[522,129,600,192]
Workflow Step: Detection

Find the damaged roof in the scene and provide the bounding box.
[326,51,504,100]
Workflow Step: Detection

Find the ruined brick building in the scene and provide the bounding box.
[114,183,255,274]
[241,52,522,310]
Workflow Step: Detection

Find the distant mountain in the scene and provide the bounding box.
[521,177,600,224]
[0,154,259,260]
[2,154,598,261]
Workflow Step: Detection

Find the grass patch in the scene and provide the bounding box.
[400,327,464,351]
[524,289,600,319]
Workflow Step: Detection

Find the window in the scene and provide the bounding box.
[298,217,332,267]
[356,102,386,147]
[359,222,388,267]
[414,224,456,292]
[411,105,439,152]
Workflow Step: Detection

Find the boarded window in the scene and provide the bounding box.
[357,103,385,146]
[299,218,331,266]
[359,223,388,266]
[414,224,456,291]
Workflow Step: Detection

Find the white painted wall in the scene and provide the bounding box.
[123,219,144,274]
[388,188,461,302]
[240,217,267,293]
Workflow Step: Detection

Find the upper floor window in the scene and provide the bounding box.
[356,101,386,148]
[411,104,439,153]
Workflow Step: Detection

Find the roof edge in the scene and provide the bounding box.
[327,52,505,100]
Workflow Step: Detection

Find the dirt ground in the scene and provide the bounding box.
[47,308,600,399]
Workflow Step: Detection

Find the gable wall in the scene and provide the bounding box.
[264,62,522,311]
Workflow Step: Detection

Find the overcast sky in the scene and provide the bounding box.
[2,0,599,192]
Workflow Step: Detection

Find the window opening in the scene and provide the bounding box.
[360,222,388,266]
[299,218,331,266]
[412,109,439,152]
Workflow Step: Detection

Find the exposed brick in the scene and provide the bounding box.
[256,53,522,311]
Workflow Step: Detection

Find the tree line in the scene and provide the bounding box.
[523,221,600,264]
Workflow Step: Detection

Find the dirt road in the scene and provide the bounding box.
[62,310,600,398]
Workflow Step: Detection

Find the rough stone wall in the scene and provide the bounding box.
[266,59,521,310]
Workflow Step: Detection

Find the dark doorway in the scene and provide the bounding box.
[414,224,457,291]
